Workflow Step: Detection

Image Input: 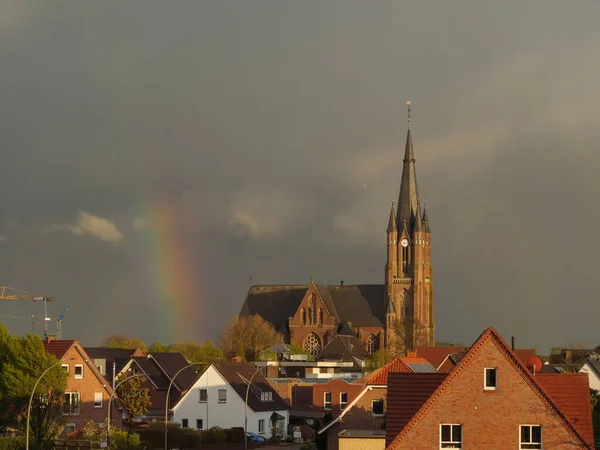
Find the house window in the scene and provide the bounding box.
[484,368,497,390]
[340,392,348,409]
[372,399,384,416]
[64,423,76,434]
[94,392,102,408]
[324,392,332,410]
[440,424,462,449]
[63,393,80,415]
[520,425,542,449]
[199,389,207,403]
[258,419,265,434]
[261,391,273,402]
[62,364,69,373]
[218,389,227,403]
[132,368,138,376]
[182,419,188,428]
[74,364,83,379]
[196,419,203,430]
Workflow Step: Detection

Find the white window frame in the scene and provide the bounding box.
[196,419,203,430]
[94,392,103,408]
[324,392,332,410]
[218,389,227,403]
[258,419,265,434]
[520,424,542,449]
[484,367,497,390]
[74,364,84,379]
[440,424,462,449]
[97,365,103,374]
[340,392,348,409]
[199,388,207,403]
[64,392,80,416]
[64,423,76,434]
[62,364,69,373]
[371,399,384,416]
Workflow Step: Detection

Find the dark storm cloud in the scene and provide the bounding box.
[1,1,599,351]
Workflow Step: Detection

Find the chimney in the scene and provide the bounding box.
[511,336,515,351]
[46,336,56,343]
[407,351,417,358]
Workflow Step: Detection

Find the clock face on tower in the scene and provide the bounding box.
[400,238,409,247]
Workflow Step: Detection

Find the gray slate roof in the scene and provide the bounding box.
[213,362,290,412]
[239,284,385,340]
[317,335,369,364]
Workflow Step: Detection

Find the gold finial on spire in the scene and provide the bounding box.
[406,100,411,129]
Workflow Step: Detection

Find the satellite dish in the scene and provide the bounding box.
[526,356,543,374]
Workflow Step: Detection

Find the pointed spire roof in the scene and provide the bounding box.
[387,201,397,233]
[422,201,431,233]
[387,295,396,314]
[396,128,420,232]
[413,201,423,233]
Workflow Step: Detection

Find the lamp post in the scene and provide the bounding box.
[106,374,147,448]
[26,358,69,450]
[244,367,262,450]
[165,363,202,450]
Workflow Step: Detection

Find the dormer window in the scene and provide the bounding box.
[484,368,497,390]
[260,391,273,402]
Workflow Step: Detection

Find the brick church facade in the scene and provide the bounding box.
[239,120,434,356]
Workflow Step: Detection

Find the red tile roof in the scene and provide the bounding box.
[414,346,469,368]
[357,358,412,385]
[536,373,594,447]
[43,340,76,359]
[385,372,447,447]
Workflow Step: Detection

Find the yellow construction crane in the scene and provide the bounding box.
[0,286,57,338]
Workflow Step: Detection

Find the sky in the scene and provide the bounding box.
[1,1,599,354]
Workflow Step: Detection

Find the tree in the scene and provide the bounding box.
[218,315,283,362]
[0,325,68,448]
[115,374,151,427]
[167,340,225,367]
[390,317,428,357]
[103,334,148,354]
[365,348,395,372]
[148,340,168,353]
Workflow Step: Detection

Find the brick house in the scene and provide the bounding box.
[386,327,594,449]
[44,339,124,434]
[316,357,432,450]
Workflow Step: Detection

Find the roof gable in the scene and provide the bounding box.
[356,358,412,386]
[388,327,593,449]
[213,362,290,412]
[317,335,369,363]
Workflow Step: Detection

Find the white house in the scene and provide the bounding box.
[172,362,290,440]
[579,356,600,391]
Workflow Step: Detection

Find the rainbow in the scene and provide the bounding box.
[134,200,204,344]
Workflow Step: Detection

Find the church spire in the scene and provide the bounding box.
[422,201,431,233]
[387,201,397,233]
[396,101,420,230]
[414,201,423,233]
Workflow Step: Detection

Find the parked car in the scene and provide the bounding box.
[246,432,266,444]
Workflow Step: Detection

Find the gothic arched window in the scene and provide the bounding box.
[309,294,317,325]
[367,335,378,355]
[318,308,323,325]
[301,308,306,325]
[303,333,322,357]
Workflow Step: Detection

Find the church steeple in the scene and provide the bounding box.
[387,201,397,233]
[413,201,423,233]
[396,112,420,231]
[422,201,431,233]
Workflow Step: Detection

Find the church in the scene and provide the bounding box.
[239,112,434,357]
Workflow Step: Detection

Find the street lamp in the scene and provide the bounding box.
[106,374,147,448]
[165,363,203,450]
[244,367,262,450]
[164,363,203,450]
[26,358,72,450]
